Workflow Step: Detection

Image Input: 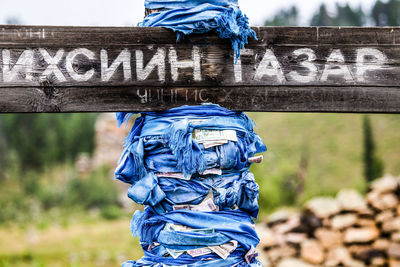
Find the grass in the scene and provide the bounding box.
[0,219,142,267]
[248,113,400,216]
[0,113,399,265]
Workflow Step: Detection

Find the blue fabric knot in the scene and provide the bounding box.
[140,0,257,61]
[116,103,266,266]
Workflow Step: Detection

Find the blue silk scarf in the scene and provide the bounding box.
[140,0,257,60]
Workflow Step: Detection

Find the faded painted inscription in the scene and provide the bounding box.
[0,45,392,104]
[0,46,389,83]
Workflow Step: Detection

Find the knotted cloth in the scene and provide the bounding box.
[116,1,264,266]
[140,0,257,60]
[116,105,266,266]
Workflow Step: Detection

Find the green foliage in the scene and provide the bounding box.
[250,112,400,216]
[0,183,30,224]
[363,116,384,183]
[101,205,124,220]
[65,166,120,209]
[310,3,365,26]
[264,6,299,26]
[264,0,400,28]
[372,0,400,26]
[0,165,122,225]
[1,114,97,171]
[0,118,8,181]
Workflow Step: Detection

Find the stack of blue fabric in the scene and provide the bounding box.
[116,1,263,265]
[115,104,266,266]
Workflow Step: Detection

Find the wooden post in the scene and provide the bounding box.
[0,25,399,113]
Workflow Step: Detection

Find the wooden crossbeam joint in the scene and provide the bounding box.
[0,25,399,113]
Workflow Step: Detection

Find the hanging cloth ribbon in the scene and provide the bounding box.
[140,0,257,60]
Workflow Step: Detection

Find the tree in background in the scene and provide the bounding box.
[0,118,7,180]
[264,6,299,26]
[310,4,333,26]
[363,116,384,183]
[372,0,400,26]
[310,3,365,26]
[1,114,97,171]
[260,1,389,207]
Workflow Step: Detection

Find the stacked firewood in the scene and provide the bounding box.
[256,175,400,267]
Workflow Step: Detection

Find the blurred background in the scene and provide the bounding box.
[0,0,399,266]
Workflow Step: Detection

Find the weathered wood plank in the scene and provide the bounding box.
[1,86,399,113]
[0,26,399,113]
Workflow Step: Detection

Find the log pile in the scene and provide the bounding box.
[257,175,400,267]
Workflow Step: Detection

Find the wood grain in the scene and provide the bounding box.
[0,25,399,113]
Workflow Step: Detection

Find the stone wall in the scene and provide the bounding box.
[92,113,131,169]
[257,175,400,267]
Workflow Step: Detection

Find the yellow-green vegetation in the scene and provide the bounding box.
[0,219,142,267]
[0,113,399,266]
[249,113,400,217]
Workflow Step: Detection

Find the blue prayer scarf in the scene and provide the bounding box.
[140,0,257,60]
[115,104,266,266]
[118,1,262,265]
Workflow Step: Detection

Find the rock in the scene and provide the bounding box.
[305,197,340,218]
[390,259,400,267]
[348,246,385,263]
[357,218,376,227]
[388,243,400,259]
[347,244,372,256]
[277,258,317,267]
[358,208,375,217]
[382,217,400,233]
[370,175,399,194]
[373,239,391,250]
[376,210,395,224]
[256,225,278,248]
[344,226,380,243]
[322,217,331,227]
[380,194,399,210]
[392,232,400,242]
[347,260,367,267]
[325,247,364,267]
[300,213,323,235]
[285,233,307,245]
[368,192,399,211]
[92,113,130,168]
[266,245,297,263]
[300,239,325,265]
[337,189,368,212]
[267,210,294,227]
[272,215,301,234]
[371,257,386,266]
[331,214,358,230]
[257,252,272,267]
[315,228,342,249]
[75,153,92,175]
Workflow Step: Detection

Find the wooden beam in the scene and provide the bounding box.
[0,25,399,113]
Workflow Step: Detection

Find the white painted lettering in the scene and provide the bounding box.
[254,49,285,83]
[101,49,131,82]
[66,48,95,82]
[40,49,66,82]
[321,49,353,82]
[136,48,166,82]
[169,46,201,82]
[356,48,388,82]
[2,49,34,82]
[288,48,318,83]
[199,89,209,102]
[234,49,254,82]
[137,89,148,103]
